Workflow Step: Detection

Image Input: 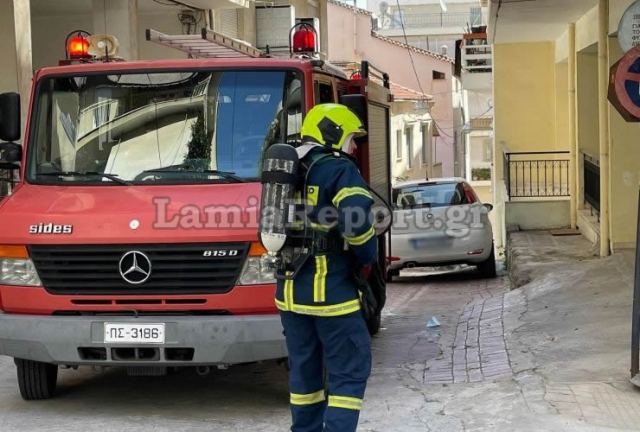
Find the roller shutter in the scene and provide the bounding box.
[367,103,391,206]
[219,9,240,39]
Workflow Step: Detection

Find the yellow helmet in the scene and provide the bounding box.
[300,103,367,149]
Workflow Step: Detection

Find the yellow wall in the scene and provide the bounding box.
[576,50,599,159]
[555,61,570,151]
[576,6,598,53]
[608,36,640,249]
[493,42,557,178]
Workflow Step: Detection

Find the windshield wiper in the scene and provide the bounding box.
[36,171,132,186]
[139,164,245,183]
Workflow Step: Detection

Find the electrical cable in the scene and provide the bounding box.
[394,0,427,99]
[434,105,494,131]
[151,0,202,11]
[492,0,502,44]
[151,0,181,6]
[393,0,463,142]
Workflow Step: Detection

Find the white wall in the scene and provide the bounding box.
[138,12,188,60]
[390,101,433,183]
[31,12,95,70]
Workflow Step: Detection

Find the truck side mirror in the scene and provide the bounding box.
[0,92,21,142]
[0,142,22,163]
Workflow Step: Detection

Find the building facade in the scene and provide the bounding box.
[488,0,640,255]
[327,0,456,181]
[0,0,324,97]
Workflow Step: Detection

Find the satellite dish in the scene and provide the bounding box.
[87,34,120,59]
[379,1,389,16]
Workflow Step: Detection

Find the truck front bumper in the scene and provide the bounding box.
[0,312,287,366]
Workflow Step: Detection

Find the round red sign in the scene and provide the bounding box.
[610,46,640,121]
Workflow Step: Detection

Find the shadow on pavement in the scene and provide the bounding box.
[46,361,289,415]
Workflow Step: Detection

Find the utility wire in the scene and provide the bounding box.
[394,0,427,99]
[393,0,458,141]
[152,0,203,11]
[492,0,502,44]
[435,105,494,131]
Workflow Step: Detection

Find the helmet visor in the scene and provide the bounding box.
[353,127,367,137]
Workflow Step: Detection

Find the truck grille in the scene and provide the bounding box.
[28,243,249,295]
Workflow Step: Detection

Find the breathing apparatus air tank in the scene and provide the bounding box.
[259,144,300,269]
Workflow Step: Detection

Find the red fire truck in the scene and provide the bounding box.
[0,27,391,400]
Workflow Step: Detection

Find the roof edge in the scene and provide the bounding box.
[372,32,454,64]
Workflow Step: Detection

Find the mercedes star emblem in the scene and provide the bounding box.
[118,251,152,285]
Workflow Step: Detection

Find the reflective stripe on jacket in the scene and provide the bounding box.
[275,147,378,317]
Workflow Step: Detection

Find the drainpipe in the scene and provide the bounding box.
[568,23,577,229]
[598,0,610,257]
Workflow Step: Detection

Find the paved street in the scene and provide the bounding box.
[1,234,639,432]
[0,269,507,432]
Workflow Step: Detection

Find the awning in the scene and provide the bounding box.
[145,28,264,59]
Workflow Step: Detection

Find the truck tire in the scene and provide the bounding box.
[14,358,58,400]
[367,311,382,336]
[477,247,497,278]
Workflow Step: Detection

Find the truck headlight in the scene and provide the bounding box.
[238,243,276,285]
[0,246,42,287]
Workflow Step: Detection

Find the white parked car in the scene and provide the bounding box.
[389,178,496,278]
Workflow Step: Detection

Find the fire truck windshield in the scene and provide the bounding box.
[26,70,303,185]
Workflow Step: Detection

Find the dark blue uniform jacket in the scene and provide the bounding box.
[275,147,378,317]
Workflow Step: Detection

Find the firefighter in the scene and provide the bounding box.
[275,103,378,432]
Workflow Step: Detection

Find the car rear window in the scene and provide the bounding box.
[393,182,472,209]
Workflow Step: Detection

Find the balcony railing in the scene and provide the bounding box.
[583,154,600,214]
[503,151,571,199]
[388,12,480,30]
[461,33,491,74]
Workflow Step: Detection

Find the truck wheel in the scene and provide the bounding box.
[367,311,382,336]
[14,358,58,400]
[477,248,497,278]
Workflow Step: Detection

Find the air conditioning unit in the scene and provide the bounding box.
[256,5,296,52]
[256,7,321,54]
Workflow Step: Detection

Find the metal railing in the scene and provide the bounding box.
[461,39,492,73]
[0,163,19,201]
[503,151,570,199]
[388,12,480,30]
[583,154,600,214]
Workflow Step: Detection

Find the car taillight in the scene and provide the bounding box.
[462,183,477,204]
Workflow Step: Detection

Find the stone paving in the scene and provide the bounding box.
[0,232,637,431]
[424,294,513,384]
[545,382,640,430]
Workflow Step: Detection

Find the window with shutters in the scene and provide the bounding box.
[405,128,413,169]
[421,123,431,165]
[395,129,402,161]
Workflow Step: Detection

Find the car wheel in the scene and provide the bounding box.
[14,358,58,400]
[385,269,399,283]
[477,247,497,278]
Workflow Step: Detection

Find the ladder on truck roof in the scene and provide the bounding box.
[145,28,265,59]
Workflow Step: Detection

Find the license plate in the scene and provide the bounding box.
[104,323,165,344]
[410,237,452,250]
